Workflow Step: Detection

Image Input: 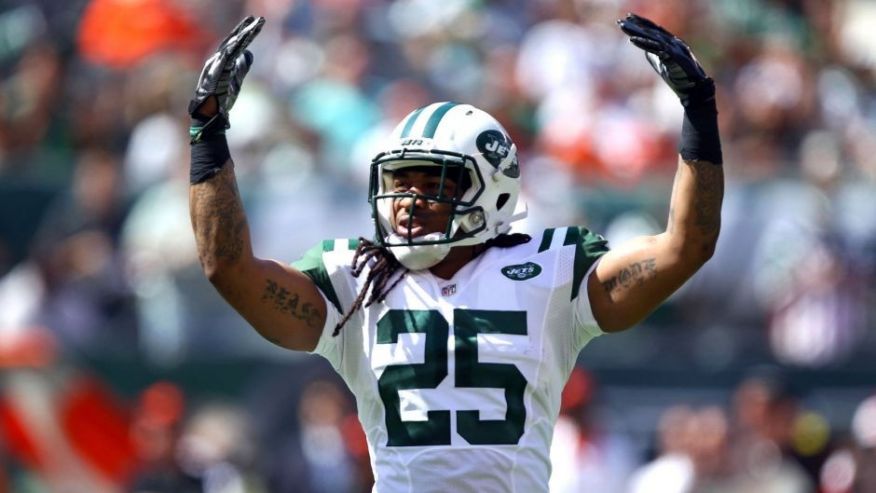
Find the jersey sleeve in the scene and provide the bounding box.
[568,227,610,348]
[291,240,346,315]
[308,288,343,369]
[291,239,359,369]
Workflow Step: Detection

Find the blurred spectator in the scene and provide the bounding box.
[296,380,363,493]
[0,38,62,176]
[173,402,262,493]
[549,367,637,493]
[291,32,380,177]
[685,406,736,492]
[627,406,696,493]
[750,133,872,367]
[120,121,197,365]
[128,381,194,492]
[630,406,743,493]
[729,371,816,491]
[631,403,814,493]
[30,147,137,356]
[258,376,368,493]
[820,394,876,493]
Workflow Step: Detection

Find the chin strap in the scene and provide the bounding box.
[453,201,529,247]
[507,201,528,224]
[384,201,530,269]
[386,233,452,270]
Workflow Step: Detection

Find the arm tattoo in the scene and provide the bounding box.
[261,279,324,330]
[601,258,657,296]
[192,166,247,267]
[692,162,723,236]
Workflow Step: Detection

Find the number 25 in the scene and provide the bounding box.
[377,309,528,447]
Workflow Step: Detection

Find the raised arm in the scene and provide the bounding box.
[588,14,724,332]
[188,16,326,351]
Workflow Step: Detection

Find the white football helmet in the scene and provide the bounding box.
[369,102,527,270]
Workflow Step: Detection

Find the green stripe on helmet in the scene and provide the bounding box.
[399,107,425,138]
[421,102,457,138]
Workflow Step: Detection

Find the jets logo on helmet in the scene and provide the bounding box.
[476,130,520,178]
[476,130,510,166]
[369,102,527,270]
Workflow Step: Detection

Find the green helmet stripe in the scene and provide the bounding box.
[421,102,457,138]
[399,107,425,138]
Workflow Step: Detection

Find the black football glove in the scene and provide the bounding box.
[617,13,712,108]
[189,15,265,143]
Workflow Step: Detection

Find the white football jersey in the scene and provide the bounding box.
[292,227,609,493]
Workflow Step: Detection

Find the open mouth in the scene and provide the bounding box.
[395,214,427,238]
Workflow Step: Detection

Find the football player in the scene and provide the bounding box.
[188,13,723,492]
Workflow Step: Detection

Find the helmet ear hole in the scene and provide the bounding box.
[496,193,510,210]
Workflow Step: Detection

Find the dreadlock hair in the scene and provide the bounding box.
[333,237,407,336]
[333,232,532,336]
[485,232,531,248]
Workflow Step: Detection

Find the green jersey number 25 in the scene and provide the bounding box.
[377,309,528,447]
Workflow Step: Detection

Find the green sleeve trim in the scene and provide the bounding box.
[537,228,555,253]
[292,242,343,313]
[323,238,359,251]
[562,227,580,247]
[569,227,609,301]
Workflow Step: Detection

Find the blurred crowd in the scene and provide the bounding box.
[1,0,876,491]
[552,368,876,493]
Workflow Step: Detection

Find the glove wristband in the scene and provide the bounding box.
[189,113,228,144]
[679,78,722,165]
[190,129,231,184]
